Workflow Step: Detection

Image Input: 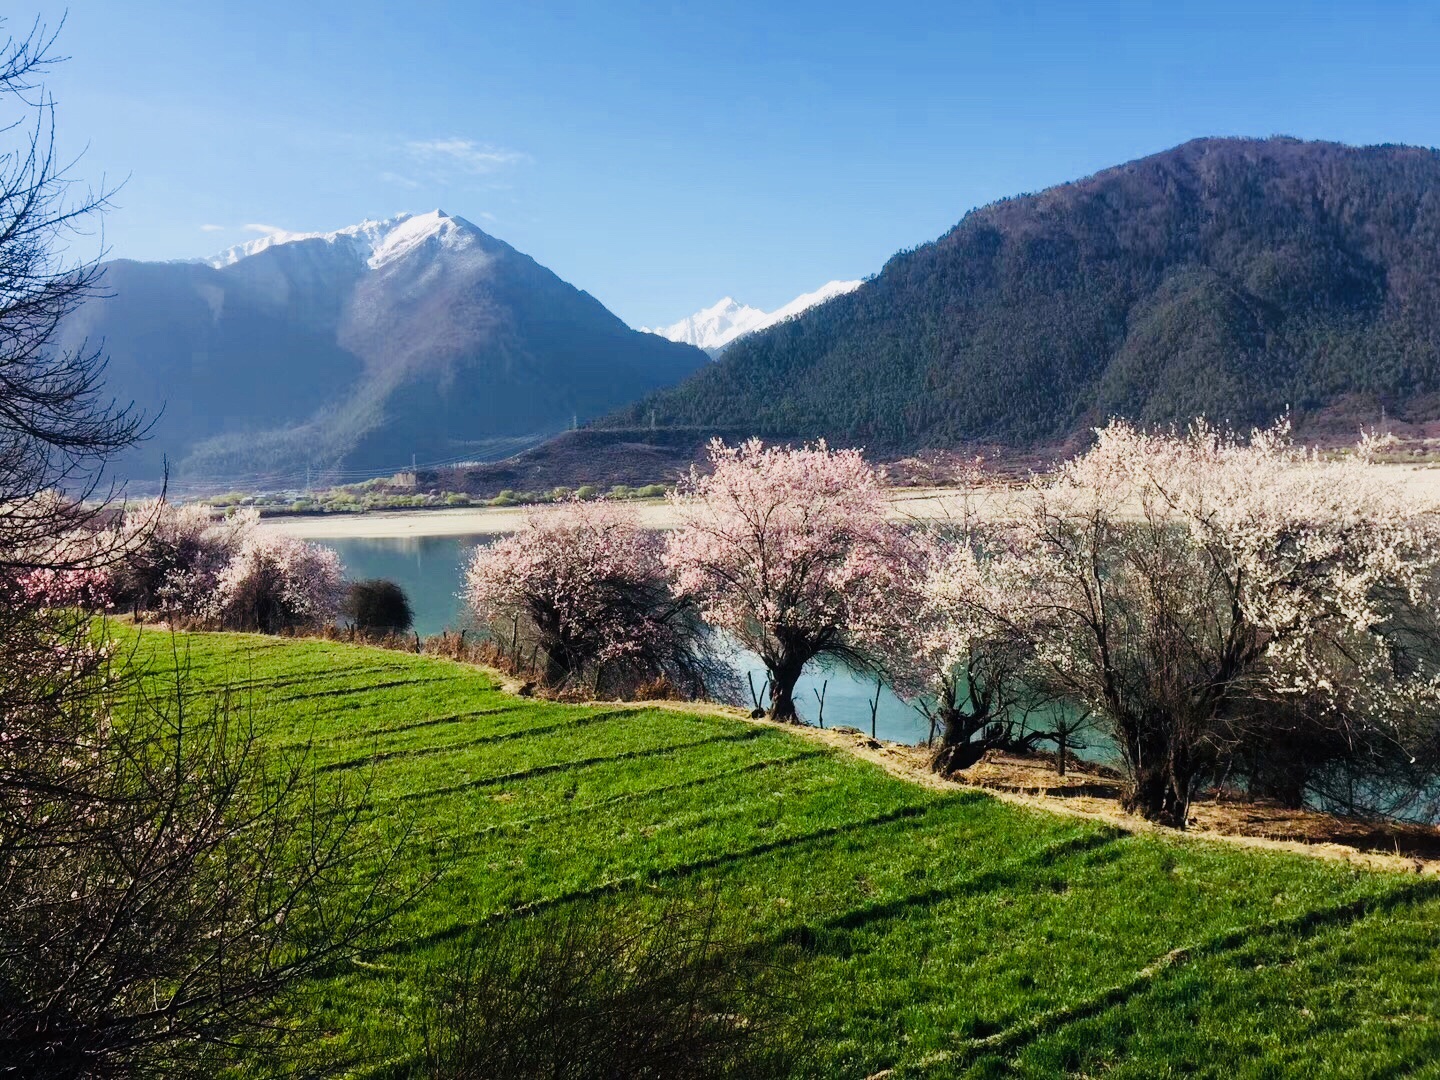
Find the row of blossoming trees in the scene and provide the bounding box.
[467,427,1440,827]
[17,499,345,632]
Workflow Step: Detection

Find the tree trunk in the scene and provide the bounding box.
[930,707,987,774]
[1122,761,1194,828]
[765,652,807,724]
[544,649,571,688]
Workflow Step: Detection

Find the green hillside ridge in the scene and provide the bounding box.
[120,628,1440,1077]
[613,137,1440,449]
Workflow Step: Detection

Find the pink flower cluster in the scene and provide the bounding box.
[465,499,678,682]
[665,439,903,636]
[13,565,114,611]
[209,532,345,631]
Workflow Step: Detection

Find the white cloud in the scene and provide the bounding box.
[243,223,287,236]
[199,223,226,232]
[380,170,422,189]
[404,137,528,178]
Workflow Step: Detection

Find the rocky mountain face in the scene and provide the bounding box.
[62,211,707,487]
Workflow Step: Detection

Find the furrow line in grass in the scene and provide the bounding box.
[174,662,421,696]
[290,704,523,746]
[429,749,836,843]
[772,824,1125,951]
[435,755,857,860]
[261,675,466,705]
[604,822,1120,1003]
[382,801,940,958]
[272,703,554,755]
[379,728,772,792]
[933,876,1440,1070]
[313,708,656,772]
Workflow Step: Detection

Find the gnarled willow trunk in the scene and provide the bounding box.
[929,678,1008,776]
[931,716,990,774]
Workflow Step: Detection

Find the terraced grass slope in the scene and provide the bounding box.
[121,630,1440,1078]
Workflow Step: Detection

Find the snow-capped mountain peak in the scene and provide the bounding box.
[642,279,862,354]
[642,297,769,353]
[199,210,475,271]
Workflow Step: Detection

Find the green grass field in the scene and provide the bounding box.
[119,628,1440,1078]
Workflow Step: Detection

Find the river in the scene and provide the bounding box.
[321,533,934,744]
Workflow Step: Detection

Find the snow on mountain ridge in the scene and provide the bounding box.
[641,297,769,353]
[199,210,473,271]
[642,280,863,354]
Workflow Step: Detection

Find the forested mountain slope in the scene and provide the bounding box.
[613,138,1440,448]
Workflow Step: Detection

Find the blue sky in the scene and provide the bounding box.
[21,1,1440,327]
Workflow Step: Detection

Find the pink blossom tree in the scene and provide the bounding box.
[210,532,344,633]
[664,439,907,723]
[109,500,258,616]
[13,562,113,611]
[465,499,720,696]
[5,524,116,611]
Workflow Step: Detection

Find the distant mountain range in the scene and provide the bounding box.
[614,137,1440,451]
[640,280,862,355]
[63,211,707,487]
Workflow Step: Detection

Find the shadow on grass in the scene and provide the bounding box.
[315,708,650,772]
[263,674,467,705]
[387,727,773,795]
[385,802,946,959]
[784,827,1127,950]
[302,704,526,746]
[947,876,1440,1070]
[443,749,836,844]
[186,661,421,696]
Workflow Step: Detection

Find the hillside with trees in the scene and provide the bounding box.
[613,137,1440,449]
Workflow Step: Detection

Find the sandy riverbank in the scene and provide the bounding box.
[258,464,1440,540]
[257,487,985,539]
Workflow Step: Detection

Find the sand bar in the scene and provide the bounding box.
[257,488,988,539]
[258,465,1440,541]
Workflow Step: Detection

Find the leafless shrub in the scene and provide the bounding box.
[409,895,811,1080]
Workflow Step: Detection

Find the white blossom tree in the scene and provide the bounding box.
[875,528,1051,773]
[975,420,1440,825]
